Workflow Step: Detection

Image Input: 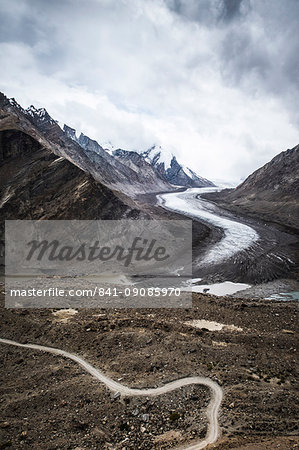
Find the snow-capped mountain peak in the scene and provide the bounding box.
[142,145,173,170]
[63,125,114,156]
[26,105,46,118]
[23,104,57,125]
[139,145,214,187]
[5,96,213,189]
[8,97,24,111]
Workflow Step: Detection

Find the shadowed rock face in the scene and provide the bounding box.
[163,156,214,188]
[0,128,212,279]
[204,145,299,231]
[0,130,144,221]
[0,128,148,273]
[117,145,215,188]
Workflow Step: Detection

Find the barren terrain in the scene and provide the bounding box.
[0,290,298,449]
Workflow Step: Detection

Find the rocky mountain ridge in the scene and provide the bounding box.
[0,93,154,256]
[204,145,299,231]
[12,93,213,190]
[114,144,214,188]
[1,95,170,195]
[3,95,214,193]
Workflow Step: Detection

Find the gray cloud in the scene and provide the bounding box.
[165,0,250,24]
[0,0,298,182]
[220,0,245,22]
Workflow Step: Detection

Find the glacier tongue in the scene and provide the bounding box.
[157,188,259,266]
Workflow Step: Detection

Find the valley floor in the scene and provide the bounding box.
[1,190,298,449]
[139,188,298,287]
[0,291,298,449]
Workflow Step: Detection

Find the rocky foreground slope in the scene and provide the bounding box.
[0,293,298,449]
[204,145,299,231]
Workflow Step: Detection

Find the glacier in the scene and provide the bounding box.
[157,188,259,267]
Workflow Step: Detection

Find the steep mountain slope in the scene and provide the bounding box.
[114,145,214,188]
[1,93,214,196]
[63,127,171,195]
[0,94,171,197]
[0,94,153,266]
[204,145,299,231]
[0,130,144,221]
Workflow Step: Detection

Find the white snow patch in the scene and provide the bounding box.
[191,281,251,296]
[145,145,173,169]
[184,319,243,332]
[182,278,250,296]
[183,166,193,178]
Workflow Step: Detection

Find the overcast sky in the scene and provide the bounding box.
[0,0,299,183]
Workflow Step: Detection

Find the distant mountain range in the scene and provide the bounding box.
[114,145,214,188]
[1,91,298,234]
[64,129,214,190]
[0,95,149,226]
[2,94,214,198]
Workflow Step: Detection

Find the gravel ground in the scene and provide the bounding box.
[0,291,298,449]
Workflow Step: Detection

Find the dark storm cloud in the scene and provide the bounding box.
[220,1,299,124]
[220,0,245,22]
[164,0,250,24]
[166,0,299,124]
[220,28,271,84]
[165,0,215,24]
[0,7,40,46]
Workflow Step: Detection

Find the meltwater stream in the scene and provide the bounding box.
[157,188,259,267]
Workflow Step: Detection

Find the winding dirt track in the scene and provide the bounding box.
[0,337,223,449]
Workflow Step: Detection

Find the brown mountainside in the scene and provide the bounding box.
[205,145,299,231]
